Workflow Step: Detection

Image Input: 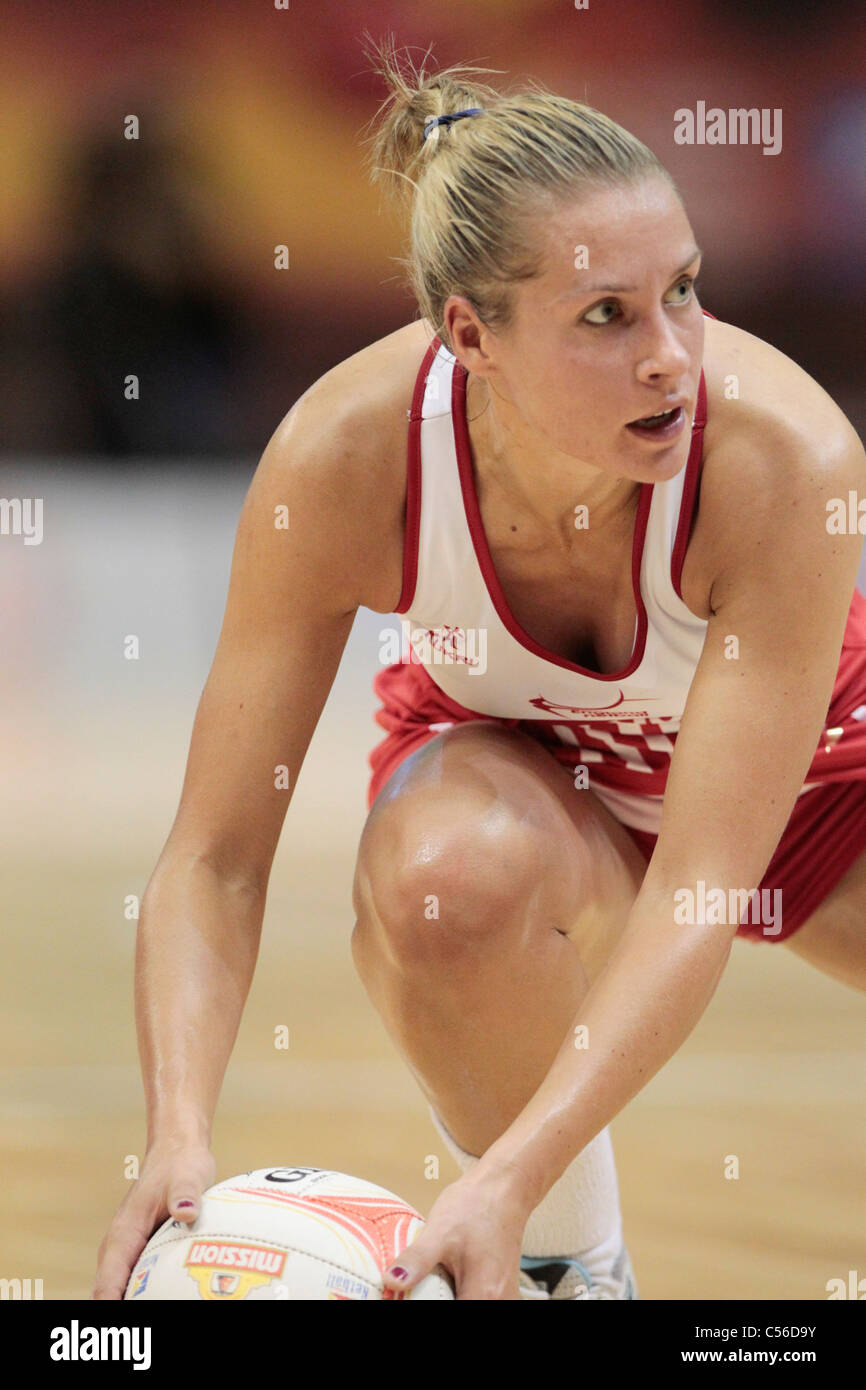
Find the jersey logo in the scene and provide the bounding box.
[412,624,484,669]
[529,688,660,719]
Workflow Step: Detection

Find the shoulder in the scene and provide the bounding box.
[701,315,865,497]
[250,318,435,613]
[696,315,866,607]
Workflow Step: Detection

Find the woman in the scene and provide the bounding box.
[93,44,866,1302]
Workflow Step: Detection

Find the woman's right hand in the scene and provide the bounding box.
[92,1140,217,1300]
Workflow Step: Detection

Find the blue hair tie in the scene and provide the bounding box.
[423,108,484,141]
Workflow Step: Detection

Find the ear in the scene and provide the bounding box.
[443,295,497,380]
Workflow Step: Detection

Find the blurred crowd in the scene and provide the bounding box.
[1,0,863,460]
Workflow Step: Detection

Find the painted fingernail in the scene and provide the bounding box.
[388,1266,409,1281]
[176,1200,194,1209]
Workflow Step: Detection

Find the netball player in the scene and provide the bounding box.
[93,45,866,1301]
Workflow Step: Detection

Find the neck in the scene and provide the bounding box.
[464,373,641,548]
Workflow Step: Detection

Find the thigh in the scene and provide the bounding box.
[784,845,866,991]
[357,719,649,986]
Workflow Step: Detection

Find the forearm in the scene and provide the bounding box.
[135,855,266,1148]
[478,887,737,1210]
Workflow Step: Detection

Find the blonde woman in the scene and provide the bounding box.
[94,44,866,1301]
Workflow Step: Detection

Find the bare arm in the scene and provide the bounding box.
[94,380,384,1296]
[138,440,358,1147]
[480,417,866,1205]
[383,406,866,1297]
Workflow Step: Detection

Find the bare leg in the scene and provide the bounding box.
[351,722,647,1156]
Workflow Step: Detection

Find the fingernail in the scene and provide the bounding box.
[176,1200,194,1209]
[388,1266,409,1281]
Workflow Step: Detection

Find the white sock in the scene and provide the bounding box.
[428,1105,626,1295]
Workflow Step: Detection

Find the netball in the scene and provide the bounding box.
[123,1168,454,1301]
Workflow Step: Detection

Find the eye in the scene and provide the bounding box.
[665,275,697,306]
[583,299,621,326]
[581,273,699,326]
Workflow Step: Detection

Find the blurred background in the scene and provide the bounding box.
[1,0,864,1301]
[3,0,866,453]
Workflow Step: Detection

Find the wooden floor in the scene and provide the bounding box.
[2,466,864,1301]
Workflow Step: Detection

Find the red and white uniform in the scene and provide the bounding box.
[368,324,866,942]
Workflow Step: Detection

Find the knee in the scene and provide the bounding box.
[353,792,554,968]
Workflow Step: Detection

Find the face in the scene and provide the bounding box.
[448,176,705,483]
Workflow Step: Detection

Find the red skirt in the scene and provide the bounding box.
[367,593,866,945]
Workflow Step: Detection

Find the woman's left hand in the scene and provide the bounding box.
[381,1163,532,1301]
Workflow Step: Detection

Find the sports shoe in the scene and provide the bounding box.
[518,1244,639,1300]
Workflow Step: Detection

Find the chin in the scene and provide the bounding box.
[628,435,690,471]
[619,450,687,485]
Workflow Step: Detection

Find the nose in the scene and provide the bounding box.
[634,308,693,385]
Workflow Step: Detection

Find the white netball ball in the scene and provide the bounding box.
[124,1166,454,1301]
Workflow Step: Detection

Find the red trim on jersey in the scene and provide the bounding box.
[671,368,707,601]
[394,338,439,614]
[400,310,712,625]
[451,360,653,680]
[669,307,715,595]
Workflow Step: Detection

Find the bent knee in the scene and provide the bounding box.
[353,790,572,964]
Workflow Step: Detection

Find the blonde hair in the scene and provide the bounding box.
[364,36,674,349]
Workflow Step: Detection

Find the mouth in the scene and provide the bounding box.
[625,405,687,444]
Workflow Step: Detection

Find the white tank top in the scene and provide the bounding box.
[390,327,807,832]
